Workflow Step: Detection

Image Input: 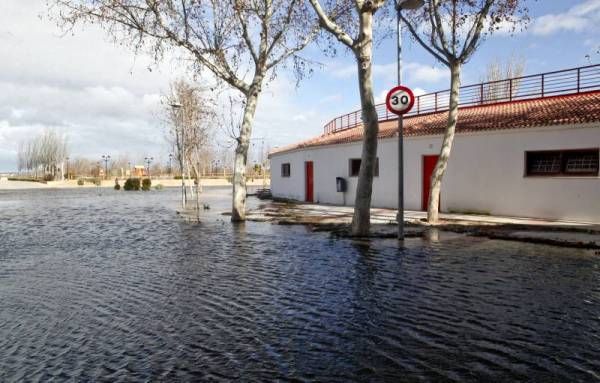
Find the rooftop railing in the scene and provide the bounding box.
[323,64,600,135]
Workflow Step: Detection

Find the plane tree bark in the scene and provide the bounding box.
[308,0,386,236]
[50,0,318,221]
[400,0,529,223]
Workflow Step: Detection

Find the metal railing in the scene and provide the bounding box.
[323,64,600,135]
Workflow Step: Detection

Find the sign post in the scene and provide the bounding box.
[385,85,415,240]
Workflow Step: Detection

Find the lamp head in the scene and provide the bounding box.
[170,102,182,109]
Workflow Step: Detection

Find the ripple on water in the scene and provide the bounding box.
[0,187,599,382]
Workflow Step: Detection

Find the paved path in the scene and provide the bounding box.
[252,202,599,228]
[247,201,600,248]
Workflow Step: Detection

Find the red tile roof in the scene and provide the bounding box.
[271,92,600,155]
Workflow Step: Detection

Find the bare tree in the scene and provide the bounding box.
[165,79,216,215]
[111,154,133,178]
[400,0,529,223]
[481,55,525,102]
[308,0,388,236]
[50,0,318,221]
[17,129,69,180]
[69,157,94,178]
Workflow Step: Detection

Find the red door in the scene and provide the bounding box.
[305,161,314,203]
[422,155,439,211]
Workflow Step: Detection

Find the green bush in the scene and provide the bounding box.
[154,184,164,190]
[43,174,55,182]
[173,175,183,180]
[77,179,84,186]
[124,178,141,191]
[93,177,101,186]
[141,178,152,191]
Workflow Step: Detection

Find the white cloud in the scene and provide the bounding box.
[0,0,197,170]
[375,89,388,104]
[532,0,600,36]
[252,77,330,150]
[402,63,448,84]
[412,87,427,96]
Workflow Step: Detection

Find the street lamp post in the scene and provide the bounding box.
[144,157,154,178]
[101,155,111,180]
[66,157,70,180]
[396,0,424,240]
[168,153,173,176]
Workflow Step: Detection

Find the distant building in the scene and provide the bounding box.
[269,65,600,223]
[132,166,146,177]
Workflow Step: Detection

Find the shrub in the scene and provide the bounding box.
[93,178,101,186]
[43,174,55,182]
[141,178,152,191]
[124,178,141,191]
[154,184,164,190]
[77,179,84,186]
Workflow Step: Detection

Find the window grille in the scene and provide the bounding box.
[526,149,598,176]
[564,151,599,173]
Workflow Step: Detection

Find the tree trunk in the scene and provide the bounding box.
[178,131,186,209]
[231,87,260,222]
[186,165,193,203]
[427,61,461,223]
[195,173,201,222]
[351,11,379,237]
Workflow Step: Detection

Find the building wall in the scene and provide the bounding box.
[270,124,600,223]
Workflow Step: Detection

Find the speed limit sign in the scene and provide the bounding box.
[385,86,415,115]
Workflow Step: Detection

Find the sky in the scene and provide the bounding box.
[0,0,599,171]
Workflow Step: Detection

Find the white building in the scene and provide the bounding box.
[269,65,600,223]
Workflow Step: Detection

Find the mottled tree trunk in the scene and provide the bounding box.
[351,10,379,237]
[231,85,261,222]
[186,165,193,203]
[427,62,461,223]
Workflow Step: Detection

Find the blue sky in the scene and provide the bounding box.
[0,0,599,171]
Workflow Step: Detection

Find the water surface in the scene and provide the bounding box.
[1,187,598,382]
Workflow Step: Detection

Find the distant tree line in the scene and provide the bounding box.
[17,129,68,180]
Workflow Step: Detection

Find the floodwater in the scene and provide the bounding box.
[0,187,598,382]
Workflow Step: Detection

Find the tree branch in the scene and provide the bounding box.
[400,12,449,66]
[308,0,354,49]
[460,0,494,61]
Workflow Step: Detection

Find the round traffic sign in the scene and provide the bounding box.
[385,86,415,115]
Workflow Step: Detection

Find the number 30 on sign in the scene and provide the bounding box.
[385,86,415,115]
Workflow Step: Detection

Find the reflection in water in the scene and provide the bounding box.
[424,227,440,242]
[0,187,599,382]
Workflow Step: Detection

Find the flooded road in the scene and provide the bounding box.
[1,187,599,382]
